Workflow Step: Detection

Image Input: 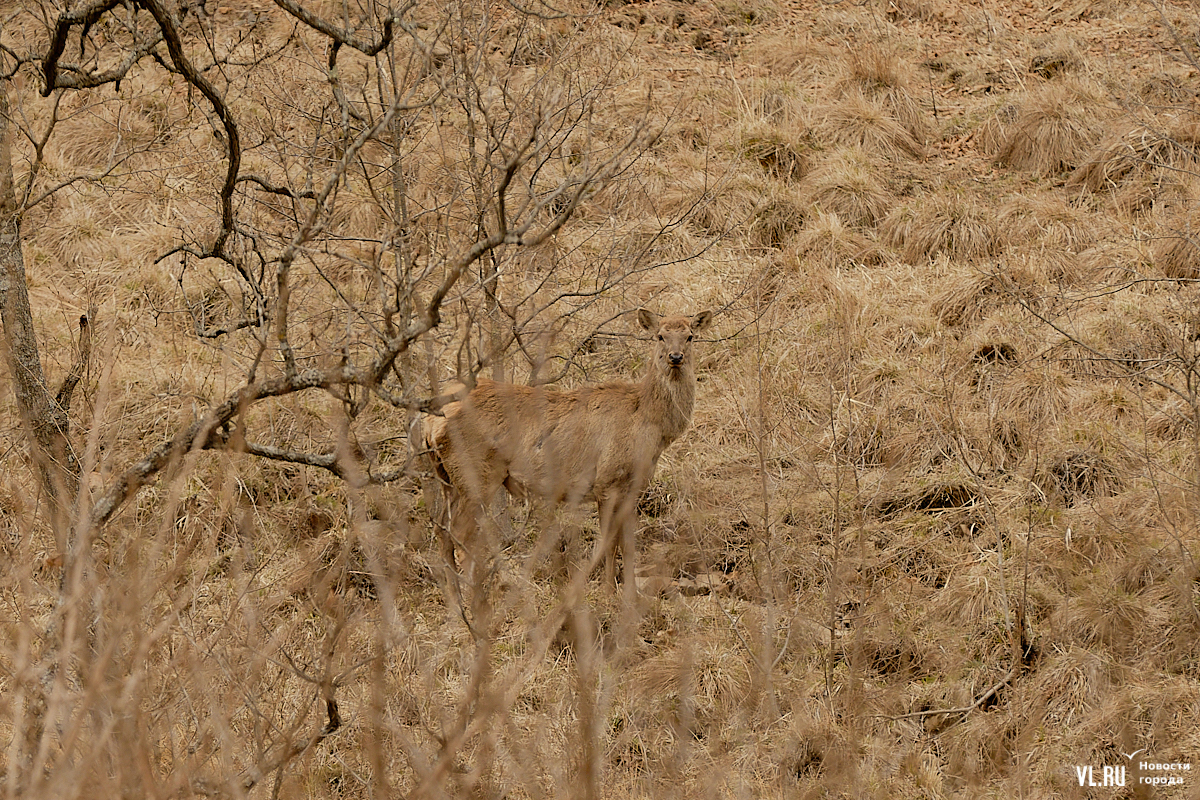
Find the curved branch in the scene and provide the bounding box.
[270,0,416,55]
[54,313,92,413]
[41,0,125,93]
[43,0,242,256]
[195,316,258,339]
[237,174,318,200]
[138,0,240,255]
[225,441,407,484]
[90,318,435,526]
[43,35,163,91]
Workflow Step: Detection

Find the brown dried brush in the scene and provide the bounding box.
[836,46,928,146]
[883,196,1002,264]
[1075,240,1151,285]
[741,126,813,183]
[1069,114,1200,193]
[1146,396,1194,440]
[995,364,1075,431]
[748,195,806,249]
[814,90,924,160]
[801,147,892,228]
[884,0,952,22]
[1029,647,1118,725]
[1063,568,1149,651]
[630,638,753,730]
[992,82,1105,176]
[1138,71,1194,104]
[1045,447,1120,505]
[822,407,890,468]
[996,194,1099,253]
[1056,311,1175,379]
[1153,228,1200,279]
[1028,33,1085,80]
[790,211,886,269]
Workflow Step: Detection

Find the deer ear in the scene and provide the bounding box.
[691,310,713,332]
[637,308,659,332]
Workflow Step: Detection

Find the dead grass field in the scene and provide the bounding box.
[3,0,1200,797]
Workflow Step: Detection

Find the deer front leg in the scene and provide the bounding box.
[596,494,621,586]
[597,491,640,587]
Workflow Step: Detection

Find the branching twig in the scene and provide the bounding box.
[881,668,1016,724]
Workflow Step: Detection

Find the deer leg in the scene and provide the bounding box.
[596,494,620,586]
[613,491,639,588]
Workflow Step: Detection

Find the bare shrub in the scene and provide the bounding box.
[835,46,929,146]
[741,124,815,182]
[996,364,1076,431]
[996,194,1100,252]
[877,480,979,516]
[1147,396,1194,439]
[1069,113,1200,192]
[749,196,807,249]
[1051,308,1175,380]
[1139,71,1194,103]
[1153,228,1200,279]
[1075,239,1152,284]
[1044,448,1120,504]
[1029,33,1085,79]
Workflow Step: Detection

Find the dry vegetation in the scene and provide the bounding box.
[3,0,1200,798]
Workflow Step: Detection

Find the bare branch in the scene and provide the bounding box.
[41,0,125,92]
[236,173,318,200]
[269,0,416,56]
[881,669,1016,724]
[44,34,163,91]
[54,312,91,413]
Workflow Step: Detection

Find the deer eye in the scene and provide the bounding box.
[657,334,664,341]
[687,335,693,342]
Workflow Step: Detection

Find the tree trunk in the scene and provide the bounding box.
[0,75,84,540]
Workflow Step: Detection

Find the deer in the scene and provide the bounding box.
[426,309,713,589]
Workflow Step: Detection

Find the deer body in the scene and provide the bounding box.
[429,310,712,583]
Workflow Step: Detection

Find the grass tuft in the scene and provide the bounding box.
[884,196,1003,264]
[990,81,1106,176]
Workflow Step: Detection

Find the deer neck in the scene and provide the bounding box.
[640,363,697,445]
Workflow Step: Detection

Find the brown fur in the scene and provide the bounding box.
[430,309,714,584]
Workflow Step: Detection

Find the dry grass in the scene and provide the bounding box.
[834,46,929,146]
[740,123,814,183]
[812,91,925,161]
[997,194,1100,252]
[789,211,886,270]
[800,146,892,228]
[883,195,1004,263]
[1154,226,1200,279]
[990,81,1108,176]
[1070,113,1200,193]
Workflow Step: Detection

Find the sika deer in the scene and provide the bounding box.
[428,309,713,586]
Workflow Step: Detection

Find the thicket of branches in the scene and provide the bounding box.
[0,1,684,796]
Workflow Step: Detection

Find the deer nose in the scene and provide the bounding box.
[668,352,684,366]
